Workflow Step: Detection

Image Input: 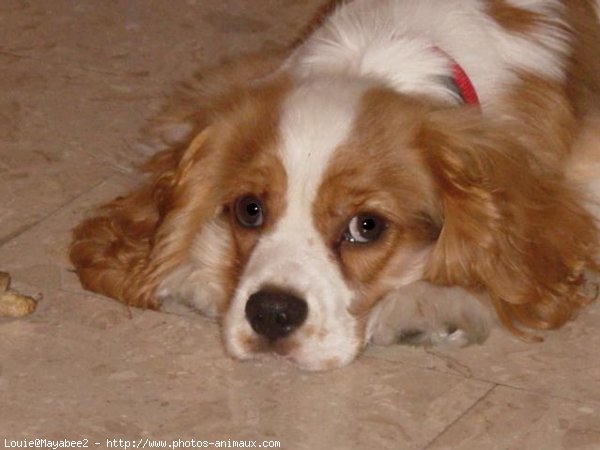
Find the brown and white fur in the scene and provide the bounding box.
[71,0,600,370]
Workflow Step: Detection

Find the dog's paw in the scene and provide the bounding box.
[368,282,494,349]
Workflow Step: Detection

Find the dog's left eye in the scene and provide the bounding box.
[234,195,264,228]
[344,214,386,244]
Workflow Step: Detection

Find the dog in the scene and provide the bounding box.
[70,0,600,370]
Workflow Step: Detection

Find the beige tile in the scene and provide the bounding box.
[366,300,600,406]
[0,173,139,296]
[1,291,493,448]
[426,386,600,450]
[0,142,117,245]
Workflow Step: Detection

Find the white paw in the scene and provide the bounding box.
[430,327,472,348]
[377,325,476,348]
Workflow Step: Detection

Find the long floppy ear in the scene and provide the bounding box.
[418,111,598,338]
[71,53,285,308]
[70,129,218,308]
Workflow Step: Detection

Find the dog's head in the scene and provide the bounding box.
[157,76,447,370]
[72,71,597,370]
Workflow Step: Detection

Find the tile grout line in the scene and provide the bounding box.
[370,354,600,408]
[0,174,117,248]
[420,383,498,450]
[479,379,600,407]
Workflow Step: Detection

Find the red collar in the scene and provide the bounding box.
[450,59,480,105]
[434,47,480,106]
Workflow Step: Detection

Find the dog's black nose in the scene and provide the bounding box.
[245,289,308,341]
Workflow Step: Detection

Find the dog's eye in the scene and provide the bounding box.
[234,195,264,228]
[344,214,385,244]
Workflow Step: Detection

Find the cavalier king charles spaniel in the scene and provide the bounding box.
[71,0,600,370]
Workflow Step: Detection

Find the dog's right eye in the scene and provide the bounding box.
[234,195,264,228]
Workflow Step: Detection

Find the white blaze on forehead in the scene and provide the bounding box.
[278,76,374,217]
[245,76,373,295]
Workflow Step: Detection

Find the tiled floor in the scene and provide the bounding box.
[1,1,599,449]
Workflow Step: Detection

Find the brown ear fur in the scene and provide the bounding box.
[70,53,285,308]
[418,111,598,338]
[70,130,217,308]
